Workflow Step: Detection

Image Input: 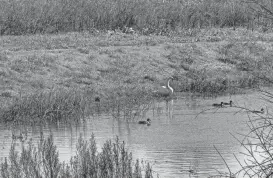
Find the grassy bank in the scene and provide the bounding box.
[1,26,273,178]
[1,28,273,122]
[0,134,154,178]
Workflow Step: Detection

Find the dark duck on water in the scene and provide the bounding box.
[138,118,151,124]
[212,102,223,107]
[251,108,264,114]
[223,100,232,106]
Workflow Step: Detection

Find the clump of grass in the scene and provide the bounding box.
[216,57,237,65]
[9,54,57,74]
[185,78,230,94]
[0,52,8,61]
[215,41,273,89]
[217,41,237,58]
[174,67,264,94]
[0,92,12,98]
[28,79,46,89]
[0,88,89,123]
[0,134,154,178]
[1,134,60,178]
[0,83,154,123]
[77,47,90,54]
[104,85,153,119]
[175,69,230,94]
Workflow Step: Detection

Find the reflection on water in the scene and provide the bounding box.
[0,91,271,177]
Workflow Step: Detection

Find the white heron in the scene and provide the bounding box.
[154,77,175,97]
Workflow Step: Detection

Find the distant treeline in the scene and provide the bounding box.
[0,0,270,35]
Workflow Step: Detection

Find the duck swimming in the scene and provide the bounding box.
[223,100,232,106]
[138,118,151,124]
[12,133,24,141]
[212,102,223,107]
[251,108,264,114]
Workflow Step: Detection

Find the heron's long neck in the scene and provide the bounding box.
[167,79,173,93]
[167,79,171,88]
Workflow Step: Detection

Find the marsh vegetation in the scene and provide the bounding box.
[0,0,271,35]
[1,90,273,178]
[1,0,273,177]
[1,29,273,123]
[0,133,154,178]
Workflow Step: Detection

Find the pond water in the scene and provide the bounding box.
[0,90,271,178]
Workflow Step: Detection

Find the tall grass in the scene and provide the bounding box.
[0,0,250,35]
[0,85,154,123]
[0,134,154,178]
[173,68,261,94]
[0,88,89,123]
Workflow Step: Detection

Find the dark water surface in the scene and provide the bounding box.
[0,91,271,177]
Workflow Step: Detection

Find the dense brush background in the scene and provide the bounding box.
[0,0,268,35]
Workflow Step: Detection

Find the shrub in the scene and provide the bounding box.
[0,134,154,178]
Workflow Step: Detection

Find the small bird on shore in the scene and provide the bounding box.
[138,118,151,125]
[95,96,100,102]
[212,102,223,107]
[188,169,196,174]
[12,133,25,141]
[223,100,232,106]
[251,108,264,114]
